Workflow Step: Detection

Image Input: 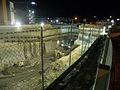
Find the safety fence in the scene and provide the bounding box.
[0,24,104,90]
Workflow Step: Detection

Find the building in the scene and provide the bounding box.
[27,1,37,24]
[0,0,15,25]
[14,1,28,24]
[14,0,37,24]
[0,0,9,25]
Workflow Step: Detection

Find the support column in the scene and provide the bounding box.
[0,0,8,25]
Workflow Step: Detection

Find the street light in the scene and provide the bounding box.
[15,21,21,27]
[15,21,22,31]
[117,18,120,21]
[110,16,112,19]
[74,17,78,20]
[41,22,44,27]
[111,19,115,25]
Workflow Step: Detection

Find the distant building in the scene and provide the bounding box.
[9,1,15,24]
[14,1,28,24]
[14,0,37,24]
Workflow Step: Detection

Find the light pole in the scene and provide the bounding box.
[69,17,78,66]
[40,22,44,90]
[69,19,74,66]
[81,19,86,55]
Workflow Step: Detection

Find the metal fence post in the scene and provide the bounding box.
[81,23,85,55]
[40,26,44,90]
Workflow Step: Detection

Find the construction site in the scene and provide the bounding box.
[0,23,104,90]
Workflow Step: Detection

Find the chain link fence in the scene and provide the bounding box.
[0,24,104,90]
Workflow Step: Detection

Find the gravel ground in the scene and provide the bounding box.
[0,46,81,90]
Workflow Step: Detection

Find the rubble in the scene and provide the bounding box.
[0,45,81,90]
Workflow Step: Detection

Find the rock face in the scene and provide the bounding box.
[0,24,59,72]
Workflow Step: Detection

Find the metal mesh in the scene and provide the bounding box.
[0,24,104,90]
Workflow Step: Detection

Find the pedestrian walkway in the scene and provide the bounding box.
[109,27,120,90]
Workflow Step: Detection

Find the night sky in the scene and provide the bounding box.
[14,0,120,18]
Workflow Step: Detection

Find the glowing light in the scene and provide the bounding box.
[117,18,120,21]
[107,19,110,22]
[15,21,22,31]
[50,20,53,22]
[56,19,59,23]
[68,45,71,48]
[32,11,35,14]
[111,20,115,26]
[40,22,44,27]
[57,40,60,45]
[31,2,36,5]
[108,25,112,29]
[94,16,96,18]
[15,21,21,27]
[74,17,78,20]
[83,19,87,22]
[111,20,114,23]
[29,10,31,12]
[61,44,64,47]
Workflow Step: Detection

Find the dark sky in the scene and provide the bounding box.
[14,0,120,18]
[37,0,120,18]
